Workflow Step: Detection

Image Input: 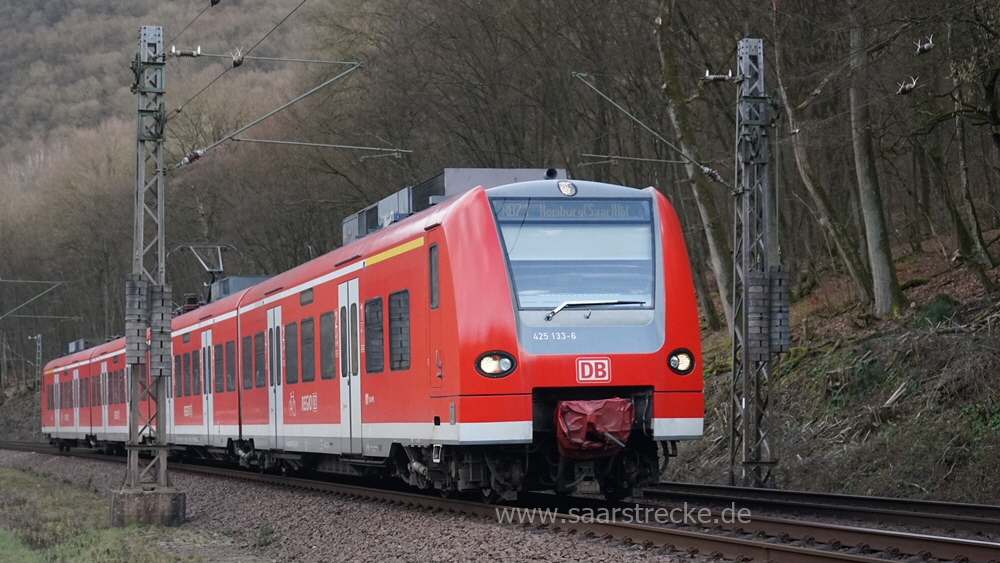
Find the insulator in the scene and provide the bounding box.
[231,47,244,68]
[701,166,724,183]
[171,46,202,58]
[211,0,221,5]
[915,35,934,55]
[896,77,918,95]
[179,149,205,166]
[702,69,734,82]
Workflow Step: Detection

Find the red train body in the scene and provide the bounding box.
[41,179,703,499]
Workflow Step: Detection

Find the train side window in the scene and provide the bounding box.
[389,290,411,371]
[80,378,87,408]
[429,244,439,309]
[192,350,201,396]
[254,332,266,388]
[320,312,335,380]
[339,306,348,377]
[364,298,384,374]
[300,288,313,305]
[203,347,212,395]
[120,370,126,404]
[285,322,299,384]
[93,377,101,406]
[183,354,192,397]
[301,317,315,383]
[269,325,281,387]
[214,343,224,393]
[109,374,116,405]
[350,303,360,376]
[242,336,252,389]
[226,340,236,392]
[174,355,182,398]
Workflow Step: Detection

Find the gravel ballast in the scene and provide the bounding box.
[0,450,697,562]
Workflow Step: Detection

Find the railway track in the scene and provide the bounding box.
[3,441,998,562]
[645,482,1000,535]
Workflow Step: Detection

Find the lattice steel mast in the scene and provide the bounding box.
[729,38,789,488]
[113,25,184,525]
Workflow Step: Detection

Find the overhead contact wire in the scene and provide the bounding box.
[167,0,311,121]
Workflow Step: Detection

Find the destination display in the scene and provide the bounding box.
[492,199,651,222]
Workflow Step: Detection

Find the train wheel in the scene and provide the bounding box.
[599,480,632,502]
[479,487,500,504]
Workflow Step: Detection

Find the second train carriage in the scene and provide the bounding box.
[42,177,703,500]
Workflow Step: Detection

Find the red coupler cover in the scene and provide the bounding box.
[554,398,634,460]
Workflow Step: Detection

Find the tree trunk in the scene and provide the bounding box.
[927,145,996,292]
[774,71,874,303]
[655,0,733,331]
[947,22,997,291]
[672,163,722,331]
[953,76,996,270]
[849,1,905,315]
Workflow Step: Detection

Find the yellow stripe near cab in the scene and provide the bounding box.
[365,237,425,266]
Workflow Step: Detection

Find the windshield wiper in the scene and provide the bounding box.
[544,300,647,321]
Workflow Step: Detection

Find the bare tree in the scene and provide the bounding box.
[849,0,905,315]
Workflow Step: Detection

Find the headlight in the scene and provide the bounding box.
[668,349,695,375]
[475,351,516,378]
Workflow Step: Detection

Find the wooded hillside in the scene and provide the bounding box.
[1,0,999,375]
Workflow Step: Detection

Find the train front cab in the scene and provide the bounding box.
[405,180,704,500]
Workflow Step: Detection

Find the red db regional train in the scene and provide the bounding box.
[41,176,703,500]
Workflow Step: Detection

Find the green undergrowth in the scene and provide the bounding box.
[666,296,1000,503]
[0,468,194,563]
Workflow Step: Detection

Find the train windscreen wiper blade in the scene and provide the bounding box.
[544,300,647,321]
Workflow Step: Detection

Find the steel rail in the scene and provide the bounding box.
[645,482,1000,534]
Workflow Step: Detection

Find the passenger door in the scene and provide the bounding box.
[426,234,445,396]
[100,362,108,437]
[267,306,283,450]
[201,330,215,446]
[338,279,362,454]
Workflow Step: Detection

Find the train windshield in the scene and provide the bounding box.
[492,198,654,310]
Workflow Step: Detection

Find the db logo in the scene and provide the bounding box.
[576,357,611,383]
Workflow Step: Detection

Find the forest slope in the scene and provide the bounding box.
[665,231,1000,503]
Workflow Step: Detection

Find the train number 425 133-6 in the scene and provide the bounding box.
[533,331,577,340]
